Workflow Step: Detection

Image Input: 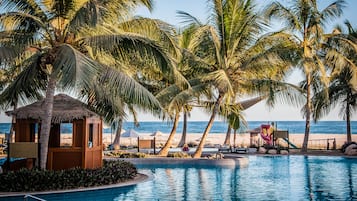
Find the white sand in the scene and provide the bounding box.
[100,132,357,149]
[4,132,354,149]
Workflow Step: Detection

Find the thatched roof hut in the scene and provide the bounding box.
[6,93,98,122]
[6,93,103,170]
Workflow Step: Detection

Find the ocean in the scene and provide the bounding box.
[0,121,356,135]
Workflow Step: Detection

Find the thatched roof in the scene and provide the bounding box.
[6,94,99,123]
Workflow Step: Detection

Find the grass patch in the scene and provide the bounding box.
[0,160,137,192]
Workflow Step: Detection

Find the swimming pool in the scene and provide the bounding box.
[2,156,357,201]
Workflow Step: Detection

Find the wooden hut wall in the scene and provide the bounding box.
[49,123,60,147]
[73,119,85,148]
[84,117,103,169]
[15,119,37,142]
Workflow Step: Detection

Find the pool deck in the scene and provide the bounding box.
[108,156,249,168]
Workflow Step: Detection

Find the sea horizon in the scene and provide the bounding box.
[1,120,356,135]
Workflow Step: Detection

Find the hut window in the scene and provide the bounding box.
[29,123,39,142]
[88,124,93,148]
[60,123,73,147]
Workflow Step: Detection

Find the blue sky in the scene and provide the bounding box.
[0,0,356,122]
[133,0,357,121]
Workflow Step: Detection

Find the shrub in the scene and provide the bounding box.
[167,152,191,158]
[105,151,147,158]
[0,160,137,192]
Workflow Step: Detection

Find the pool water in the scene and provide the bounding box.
[2,156,357,201]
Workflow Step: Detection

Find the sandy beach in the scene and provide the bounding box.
[100,132,356,149]
[2,132,355,150]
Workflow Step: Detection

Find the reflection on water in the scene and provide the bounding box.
[1,156,356,201]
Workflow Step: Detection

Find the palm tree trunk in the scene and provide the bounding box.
[112,118,123,149]
[346,101,352,143]
[178,111,188,147]
[158,112,180,156]
[224,125,231,145]
[301,75,311,153]
[39,74,57,169]
[193,95,223,158]
[233,129,237,148]
[9,102,17,143]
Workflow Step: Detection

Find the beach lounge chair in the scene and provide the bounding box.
[234,147,249,154]
[218,145,231,153]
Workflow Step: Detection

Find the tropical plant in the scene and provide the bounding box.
[265,0,346,152]
[313,21,357,143]
[179,0,296,158]
[227,111,247,148]
[0,0,173,169]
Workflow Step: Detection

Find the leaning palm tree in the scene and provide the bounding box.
[179,0,296,158]
[265,0,346,152]
[156,78,210,156]
[0,0,173,169]
[313,21,357,143]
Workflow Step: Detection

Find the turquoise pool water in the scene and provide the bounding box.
[2,156,357,201]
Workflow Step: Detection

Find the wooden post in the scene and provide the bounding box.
[137,137,140,152]
[153,137,156,154]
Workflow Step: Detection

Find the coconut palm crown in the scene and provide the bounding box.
[179,0,297,158]
[313,21,357,143]
[265,0,346,152]
[0,0,175,169]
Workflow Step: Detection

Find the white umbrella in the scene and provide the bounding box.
[121,129,140,145]
[121,129,140,138]
[150,130,164,137]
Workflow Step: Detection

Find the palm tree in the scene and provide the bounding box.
[227,112,247,148]
[265,0,346,152]
[156,78,209,156]
[313,21,357,143]
[0,0,173,169]
[179,0,295,158]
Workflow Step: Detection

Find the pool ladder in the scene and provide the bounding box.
[24,194,46,201]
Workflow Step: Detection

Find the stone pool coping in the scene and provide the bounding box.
[0,173,149,198]
[109,157,249,168]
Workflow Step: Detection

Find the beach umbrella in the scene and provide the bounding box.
[150,130,164,137]
[121,129,140,145]
[121,129,140,138]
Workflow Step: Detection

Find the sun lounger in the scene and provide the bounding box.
[235,148,249,154]
[218,146,231,153]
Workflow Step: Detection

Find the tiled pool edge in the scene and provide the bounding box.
[111,157,249,168]
[0,173,149,198]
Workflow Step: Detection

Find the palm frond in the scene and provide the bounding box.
[84,33,173,77]
[98,66,163,115]
[52,44,101,90]
[0,52,46,109]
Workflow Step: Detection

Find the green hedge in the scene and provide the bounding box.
[0,160,137,192]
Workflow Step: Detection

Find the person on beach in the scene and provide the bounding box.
[182,144,189,152]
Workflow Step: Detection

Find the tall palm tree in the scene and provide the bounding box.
[265,0,346,152]
[0,0,173,169]
[313,21,357,143]
[180,0,296,158]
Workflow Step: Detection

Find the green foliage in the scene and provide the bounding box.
[0,160,137,192]
[167,152,191,158]
[105,151,148,158]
